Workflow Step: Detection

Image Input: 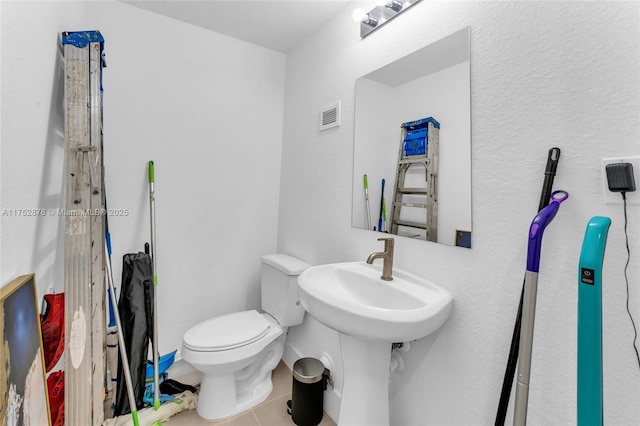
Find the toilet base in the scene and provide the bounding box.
[197,373,273,420]
[194,333,286,420]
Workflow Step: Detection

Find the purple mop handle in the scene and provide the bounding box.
[526,190,569,273]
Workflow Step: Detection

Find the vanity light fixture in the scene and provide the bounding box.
[353,0,422,38]
[352,8,381,28]
[378,0,405,13]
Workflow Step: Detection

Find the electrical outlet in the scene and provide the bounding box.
[602,156,639,205]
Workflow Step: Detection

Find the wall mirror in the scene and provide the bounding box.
[352,27,472,247]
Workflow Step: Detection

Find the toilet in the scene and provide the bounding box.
[181,254,311,420]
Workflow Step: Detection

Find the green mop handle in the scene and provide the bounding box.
[148,161,158,287]
[382,199,387,232]
[148,160,154,185]
[148,160,160,410]
[364,175,372,230]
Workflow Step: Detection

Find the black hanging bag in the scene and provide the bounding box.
[114,252,154,416]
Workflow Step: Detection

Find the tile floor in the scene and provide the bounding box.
[105,361,336,426]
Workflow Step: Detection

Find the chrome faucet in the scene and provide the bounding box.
[366,237,394,281]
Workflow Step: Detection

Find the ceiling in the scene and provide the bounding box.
[122,0,352,53]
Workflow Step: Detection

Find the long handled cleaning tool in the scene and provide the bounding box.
[382,197,387,233]
[105,239,140,426]
[513,190,568,425]
[496,147,561,426]
[364,175,372,230]
[106,223,119,407]
[577,216,611,426]
[378,178,386,232]
[148,161,160,411]
[104,191,120,407]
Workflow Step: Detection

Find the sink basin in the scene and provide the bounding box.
[297,261,453,342]
[297,261,454,425]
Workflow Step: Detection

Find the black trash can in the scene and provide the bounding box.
[290,357,329,426]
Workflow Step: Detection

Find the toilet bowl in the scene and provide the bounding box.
[182,310,286,420]
[181,254,311,420]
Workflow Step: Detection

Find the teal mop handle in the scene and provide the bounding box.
[577,216,611,426]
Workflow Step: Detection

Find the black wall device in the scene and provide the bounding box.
[605,162,636,193]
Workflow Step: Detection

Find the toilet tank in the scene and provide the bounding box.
[261,254,312,327]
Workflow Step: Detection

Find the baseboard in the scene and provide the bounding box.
[282,340,303,370]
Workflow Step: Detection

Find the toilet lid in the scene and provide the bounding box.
[183,310,270,351]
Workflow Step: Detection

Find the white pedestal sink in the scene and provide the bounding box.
[297,261,453,426]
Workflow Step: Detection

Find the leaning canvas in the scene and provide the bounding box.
[0,274,51,426]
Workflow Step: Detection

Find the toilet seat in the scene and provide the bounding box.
[183,310,270,352]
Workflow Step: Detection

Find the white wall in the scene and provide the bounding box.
[352,77,396,230]
[1,0,286,356]
[280,1,639,425]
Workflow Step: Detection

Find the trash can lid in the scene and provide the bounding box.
[293,357,325,384]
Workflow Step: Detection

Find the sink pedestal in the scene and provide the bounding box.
[338,333,391,426]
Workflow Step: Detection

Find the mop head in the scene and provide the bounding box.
[102,391,198,426]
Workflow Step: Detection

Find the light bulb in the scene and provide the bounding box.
[352,8,367,22]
